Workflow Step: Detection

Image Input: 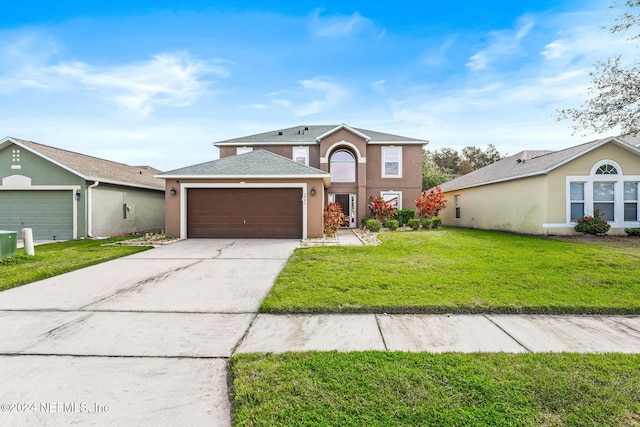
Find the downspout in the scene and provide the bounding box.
[87,181,100,237]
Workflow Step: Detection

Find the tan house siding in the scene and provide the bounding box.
[441,139,640,236]
[441,175,548,235]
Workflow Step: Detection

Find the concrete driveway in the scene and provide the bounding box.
[0,239,299,426]
[2,237,639,425]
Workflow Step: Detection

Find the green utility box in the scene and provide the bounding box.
[0,230,18,258]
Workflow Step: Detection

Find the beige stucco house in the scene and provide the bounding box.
[439,136,640,235]
[158,124,427,239]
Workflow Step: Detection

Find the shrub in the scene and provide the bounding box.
[415,186,448,220]
[421,218,432,229]
[385,219,399,231]
[575,210,610,235]
[431,216,442,229]
[361,217,370,228]
[365,219,381,232]
[368,196,397,222]
[396,209,416,226]
[407,218,421,230]
[324,203,345,237]
[625,228,640,236]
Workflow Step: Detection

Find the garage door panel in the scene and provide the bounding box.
[0,191,73,240]
[187,188,302,239]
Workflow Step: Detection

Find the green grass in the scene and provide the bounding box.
[231,351,640,427]
[261,228,640,314]
[0,238,152,291]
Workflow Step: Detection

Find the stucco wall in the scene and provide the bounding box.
[163,177,325,238]
[441,141,640,235]
[365,144,423,212]
[441,175,549,235]
[91,184,165,237]
[545,142,640,234]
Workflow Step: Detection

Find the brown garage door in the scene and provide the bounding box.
[187,188,303,238]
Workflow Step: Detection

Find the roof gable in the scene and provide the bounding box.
[440,136,640,192]
[158,149,330,183]
[1,137,164,190]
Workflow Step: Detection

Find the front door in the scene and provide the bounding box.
[333,193,356,228]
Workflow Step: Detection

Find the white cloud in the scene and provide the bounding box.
[541,26,631,64]
[295,78,349,116]
[51,53,224,116]
[371,79,386,92]
[467,17,535,71]
[310,9,376,38]
[266,77,349,116]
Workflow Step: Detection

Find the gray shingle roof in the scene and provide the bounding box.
[440,136,640,192]
[5,137,164,190]
[158,149,330,178]
[214,124,428,146]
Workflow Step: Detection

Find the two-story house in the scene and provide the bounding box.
[158,124,427,239]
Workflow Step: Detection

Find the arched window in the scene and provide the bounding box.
[330,150,356,182]
[596,164,618,175]
[568,159,639,224]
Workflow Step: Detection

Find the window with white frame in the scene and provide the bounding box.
[570,182,585,221]
[381,191,402,209]
[625,182,639,221]
[237,147,253,155]
[382,146,402,178]
[593,181,615,221]
[454,195,461,219]
[567,160,640,226]
[292,146,309,166]
[330,150,356,182]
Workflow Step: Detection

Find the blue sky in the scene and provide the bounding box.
[0,0,630,170]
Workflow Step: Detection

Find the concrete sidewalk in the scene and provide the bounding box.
[1,238,639,426]
[235,313,640,354]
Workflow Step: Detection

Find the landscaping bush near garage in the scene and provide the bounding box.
[0,237,152,291]
[261,228,640,314]
[231,352,640,427]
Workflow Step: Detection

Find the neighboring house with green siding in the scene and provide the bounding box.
[0,137,165,241]
[438,136,640,235]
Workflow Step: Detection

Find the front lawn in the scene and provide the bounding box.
[261,228,640,314]
[231,351,640,427]
[0,238,152,291]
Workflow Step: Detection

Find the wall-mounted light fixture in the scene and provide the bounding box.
[75,189,81,201]
[170,187,177,196]
[310,187,316,196]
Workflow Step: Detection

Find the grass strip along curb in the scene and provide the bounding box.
[231,351,640,427]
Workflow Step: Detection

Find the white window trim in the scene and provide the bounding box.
[380,191,402,210]
[236,147,253,155]
[292,146,309,166]
[381,146,402,178]
[329,149,357,183]
[454,195,461,220]
[624,181,639,222]
[562,162,640,227]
